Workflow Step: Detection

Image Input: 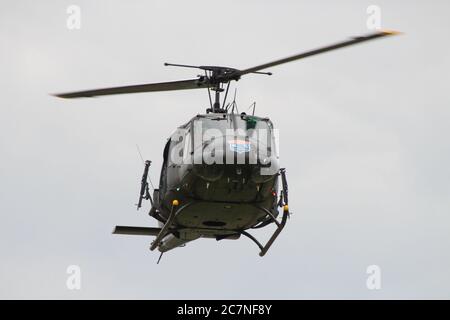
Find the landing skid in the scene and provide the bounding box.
[226,167,290,256]
[240,204,289,256]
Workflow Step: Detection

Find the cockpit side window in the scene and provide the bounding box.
[183,127,192,164]
[168,128,187,165]
[159,138,171,192]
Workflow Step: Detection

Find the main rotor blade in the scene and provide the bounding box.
[54,78,208,99]
[239,30,400,75]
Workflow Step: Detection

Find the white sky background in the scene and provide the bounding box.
[1,0,450,299]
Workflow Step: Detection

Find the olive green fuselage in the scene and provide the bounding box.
[153,113,280,252]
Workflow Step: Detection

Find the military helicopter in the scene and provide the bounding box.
[55,30,399,261]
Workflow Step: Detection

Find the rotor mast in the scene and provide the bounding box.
[213,85,222,112]
[208,68,233,113]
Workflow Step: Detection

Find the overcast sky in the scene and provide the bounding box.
[1,0,450,299]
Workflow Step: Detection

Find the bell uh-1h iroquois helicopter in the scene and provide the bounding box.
[55,30,399,262]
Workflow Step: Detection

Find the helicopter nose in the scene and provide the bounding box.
[191,135,277,182]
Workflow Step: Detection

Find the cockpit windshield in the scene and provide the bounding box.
[163,113,279,167]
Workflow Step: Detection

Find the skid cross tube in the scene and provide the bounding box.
[238,206,289,257]
[258,168,290,256]
[259,206,289,256]
[255,205,281,228]
[240,231,264,252]
[239,168,291,256]
[280,168,288,205]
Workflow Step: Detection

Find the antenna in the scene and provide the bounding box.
[157,251,164,264]
[229,88,239,114]
[248,102,256,116]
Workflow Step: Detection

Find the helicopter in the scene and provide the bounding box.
[55,30,399,262]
